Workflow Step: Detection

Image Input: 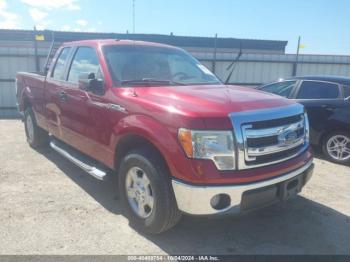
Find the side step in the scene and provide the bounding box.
[50,139,108,181]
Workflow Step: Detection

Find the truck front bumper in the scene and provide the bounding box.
[172,160,314,216]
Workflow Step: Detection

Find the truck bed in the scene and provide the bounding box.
[16,71,47,115]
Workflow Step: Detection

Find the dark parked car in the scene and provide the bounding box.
[258,76,350,165]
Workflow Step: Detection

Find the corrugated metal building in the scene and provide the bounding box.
[1,29,350,118]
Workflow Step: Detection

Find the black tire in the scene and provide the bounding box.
[322,131,350,165]
[24,107,49,148]
[118,147,182,234]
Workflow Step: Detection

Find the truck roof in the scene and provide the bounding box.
[62,39,181,50]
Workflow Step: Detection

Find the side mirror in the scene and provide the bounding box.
[345,96,350,102]
[78,73,104,95]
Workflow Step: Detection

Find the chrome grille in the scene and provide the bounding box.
[229,104,309,170]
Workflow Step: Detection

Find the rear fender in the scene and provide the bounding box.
[19,86,34,112]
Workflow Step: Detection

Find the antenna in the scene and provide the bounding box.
[132,0,136,33]
[43,31,55,74]
[225,41,243,84]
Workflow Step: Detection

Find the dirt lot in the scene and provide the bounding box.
[0,119,349,255]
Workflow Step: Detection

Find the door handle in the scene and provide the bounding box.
[59,91,67,102]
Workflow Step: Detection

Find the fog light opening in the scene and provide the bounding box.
[210,194,231,210]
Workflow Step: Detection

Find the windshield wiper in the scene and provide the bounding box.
[120,78,185,86]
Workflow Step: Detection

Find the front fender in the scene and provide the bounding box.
[111,114,198,181]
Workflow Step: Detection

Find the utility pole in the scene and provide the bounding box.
[132,0,136,33]
[212,33,218,73]
[292,36,301,76]
[33,26,40,72]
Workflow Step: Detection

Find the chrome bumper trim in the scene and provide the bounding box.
[172,160,313,215]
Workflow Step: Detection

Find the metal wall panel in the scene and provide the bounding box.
[0,56,35,79]
[0,108,20,118]
[211,61,293,84]
[195,51,350,85]
[0,82,20,118]
[0,82,16,106]
[297,63,350,76]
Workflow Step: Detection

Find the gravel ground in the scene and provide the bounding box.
[0,119,349,255]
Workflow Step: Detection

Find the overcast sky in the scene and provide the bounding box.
[0,0,349,55]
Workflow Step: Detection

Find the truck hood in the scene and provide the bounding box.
[129,84,295,118]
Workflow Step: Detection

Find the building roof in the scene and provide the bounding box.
[0,29,288,52]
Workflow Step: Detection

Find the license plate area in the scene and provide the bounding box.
[279,174,303,201]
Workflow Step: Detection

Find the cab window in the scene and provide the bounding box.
[51,47,71,80]
[297,81,340,99]
[67,47,102,84]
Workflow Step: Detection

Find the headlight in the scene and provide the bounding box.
[178,128,235,170]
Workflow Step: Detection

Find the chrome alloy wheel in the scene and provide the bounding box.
[26,114,34,143]
[125,167,154,218]
[326,135,350,161]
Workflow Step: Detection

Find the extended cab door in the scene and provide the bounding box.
[45,46,73,139]
[292,80,344,144]
[61,46,114,165]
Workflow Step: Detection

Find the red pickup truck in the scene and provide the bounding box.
[16,39,314,233]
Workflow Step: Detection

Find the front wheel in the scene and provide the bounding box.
[24,107,49,148]
[322,131,350,165]
[118,148,182,234]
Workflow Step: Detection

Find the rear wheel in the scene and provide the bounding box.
[119,148,181,234]
[24,107,49,148]
[322,131,350,165]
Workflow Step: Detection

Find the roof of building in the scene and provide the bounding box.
[0,29,288,52]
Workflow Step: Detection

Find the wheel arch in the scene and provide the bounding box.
[114,133,170,176]
[110,114,186,180]
[19,85,35,112]
[23,95,31,111]
[320,126,350,146]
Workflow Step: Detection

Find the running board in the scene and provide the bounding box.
[50,140,108,181]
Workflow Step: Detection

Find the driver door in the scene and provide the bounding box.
[61,46,108,158]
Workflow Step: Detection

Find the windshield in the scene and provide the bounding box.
[103,45,221,86]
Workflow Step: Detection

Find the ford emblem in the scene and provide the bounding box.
[279,130,298,145]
